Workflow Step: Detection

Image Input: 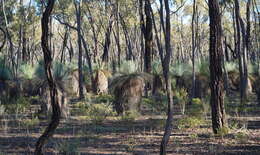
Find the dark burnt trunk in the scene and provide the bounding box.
[208,0,226,134]
[160,0,174,154]
[35,0,61,154]
[144,0,153,73]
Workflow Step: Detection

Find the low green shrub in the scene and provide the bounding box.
[56,139,80,154]
[216,126,229,137]
[186,98,204,117]
[93,94,114,103]
[121,111,139,122]
[177,116,204,129]
[5,97,30,114]
[21,117,39,129]
[235,132,249,143]
[174,88,188,115]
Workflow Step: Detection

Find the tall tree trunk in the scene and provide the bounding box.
[35,0,61,154]
[160,0,174,154]
[144,0,153,73]
[191,0,197,99]
[75,0,84,99]
[208,0,227,134]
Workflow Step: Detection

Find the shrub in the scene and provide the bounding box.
[5,97,30,114]
[142,97,167,113]
[21,117,39,129]
[174,88,188,115]
[93,94,114,103]
[187,98,204,117]
[235,132,249,143]
[18,63,36,80]
[120,111,139,122]
[170,62,192,77]
[216,126,229,138]
[177,116,204,129]
[0,57,12,81]
[56,139,80,154]
[88,103,114,124]
[119,60,139,74]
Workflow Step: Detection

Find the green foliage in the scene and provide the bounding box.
[189,133,198,140]
[35,60,46,79]
[0,57,12,81]
[4,96,30,114]
[235,132,249,143]
[0,103,5,116]
[120,111,139,122]
[177,116,204,129]
[88,103,114,124]
[171,62,192,77]
[216,126,229,137]
[53,61,70,80]
[187,98,204,117]
[174,88,188,114]
[196,61,209,77]
[35,60,71,81]
[21,117,39,129]
[119,60,139,74]
[18,63,36,80]
[225,61,238,72]
[152,61,162,75]
[72,102,114,124]
[142,96,167,113]
[56,139,80,154]
[93,94,114,103]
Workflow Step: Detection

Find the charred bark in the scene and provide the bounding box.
[35,0,61,154]
[208,0,227,134]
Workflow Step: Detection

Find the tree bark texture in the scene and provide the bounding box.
[208,0,227,134]
[35,0,61,154]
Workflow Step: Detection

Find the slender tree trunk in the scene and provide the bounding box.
[75,0,84,99]
[208,0,227,134]
[160,0,174,154]
[144,0,153,73]
[35,0,61,154]
[191,0,197,99]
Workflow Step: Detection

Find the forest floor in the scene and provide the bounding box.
[0,94,260,155]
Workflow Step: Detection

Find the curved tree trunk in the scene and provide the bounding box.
[35,0,61,154]
[208,0,227,134]
[160,0,174,154]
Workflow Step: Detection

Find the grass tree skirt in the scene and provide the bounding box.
[112,75,144,115]
[94,70,109,94]
[39,83,69,119]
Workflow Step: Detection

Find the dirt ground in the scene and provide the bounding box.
[0,97,260,155]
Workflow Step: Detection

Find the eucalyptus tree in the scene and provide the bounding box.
[35,0,61,154]
[208,0,227,134]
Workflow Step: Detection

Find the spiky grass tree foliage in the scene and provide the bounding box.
[18,63,36,80]
[110,73,152,115]
[0,57,12,81]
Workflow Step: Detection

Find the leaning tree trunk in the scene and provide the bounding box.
[35,0,61,154]
[208,0,227,134]
[160,0,174,154]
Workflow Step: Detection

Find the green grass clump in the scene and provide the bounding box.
[5,97,30,114]
[216,126,229,137]
[56,139,80,154]
[121,111,139,122]
[186,98,204,117]
[177,116,204,129]
[235,132,249,143]
[21,117,39,129]
[93,94,114,103]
